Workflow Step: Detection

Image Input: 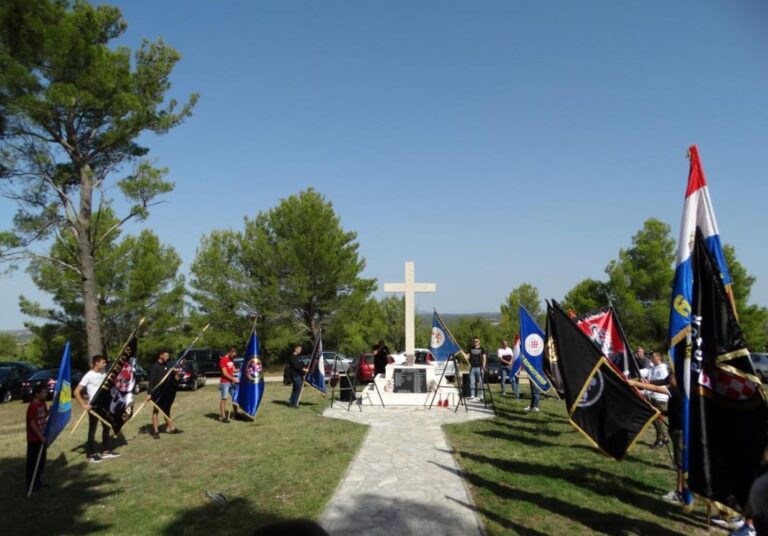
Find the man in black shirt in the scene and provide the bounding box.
[373,340,389,377]
[147,350,180,438]
[288,343,307,408]
[468,337,487,401]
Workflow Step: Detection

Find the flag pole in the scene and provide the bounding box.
[297,334,321,405]
[68,408,88,437]
[26,444,46,498]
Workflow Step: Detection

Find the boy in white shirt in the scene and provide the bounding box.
[647,351,669,449]
[74,355,119,462]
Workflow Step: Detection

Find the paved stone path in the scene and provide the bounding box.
[319,402,494,536]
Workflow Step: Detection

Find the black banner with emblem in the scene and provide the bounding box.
[687,230,768,509]
[90,333,138,434]
[547,301,658,460]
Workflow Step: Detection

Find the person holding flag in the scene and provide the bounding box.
[235,329,265,419]
[147,350,181,438]
[27,341,74,496]
[74,355,114,463]
[25,384,49,493]
[287,343,307,408]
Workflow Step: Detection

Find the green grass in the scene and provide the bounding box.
[443,389,714,536]
[0,383,366,535]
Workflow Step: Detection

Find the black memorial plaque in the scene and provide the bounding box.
[393,368,427,393]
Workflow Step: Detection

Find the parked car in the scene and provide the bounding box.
[323,351,352,375]
[751,352,768,382]
[0,361,40,382]
[484,353,502,383]
[22,368,84,402]
[350,353,376,383]
[177,361,206,391]
[0,367,25,403]
[134,364,149,394]
[183,348,227,376]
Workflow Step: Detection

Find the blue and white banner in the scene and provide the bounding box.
[304,335,326,394]
[430,311,461,362]
[235,330,265,418]
[45,341,72,446]
[519,306,552,394]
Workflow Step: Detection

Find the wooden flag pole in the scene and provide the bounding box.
[26,443,46,498]
[68,408,88,437]
[152,323,211,394]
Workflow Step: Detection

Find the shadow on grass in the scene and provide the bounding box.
[436,461,689,535]
[161,496,285,536]
[1,453,119,534]
[473,429,557,448]
[442,455,709,533]
[446,497,550,536]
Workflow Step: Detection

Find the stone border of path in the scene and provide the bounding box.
[319,404,494,536]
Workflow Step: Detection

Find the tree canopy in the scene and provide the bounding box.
[0,0,197,357]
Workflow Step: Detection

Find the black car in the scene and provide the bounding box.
[0,367,25,403]
[183,348,226,376]
[484,353,502,383]
[134,364,149,394]
[751,352,768,382]
[177,361,206,391]
[0,361,40,382]
[21,368,84,402]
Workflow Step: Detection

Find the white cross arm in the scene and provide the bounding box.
[384,283,436,293]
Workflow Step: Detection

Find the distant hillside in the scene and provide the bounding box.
[0,329,33,343]
[417,312,501,325]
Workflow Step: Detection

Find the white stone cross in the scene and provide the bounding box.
[383,261,436,356]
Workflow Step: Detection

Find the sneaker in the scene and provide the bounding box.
[102,451,120,459]
[730,524,756,536]
[532,407,540,413]
[167,428,183,434]
[712,516,744,530]
[88,454,103,463]
[662,490,681,503]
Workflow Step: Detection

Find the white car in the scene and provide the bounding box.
[389,348,456,382]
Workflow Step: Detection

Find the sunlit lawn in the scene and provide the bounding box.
[0,382,366,535]
[443,386,716,536]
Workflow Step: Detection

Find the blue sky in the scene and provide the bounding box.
[1,0,767,329]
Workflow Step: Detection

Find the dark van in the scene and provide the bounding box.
[182,348,226,376]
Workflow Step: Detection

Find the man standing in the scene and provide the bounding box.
[218,347,239,423]
[468,337,487,401]
[373,339,389,378]
[288,343,307,408]
[147,350,181,438]
[497,339,518,398]
[74,355,118,462]
[647,351,670,449]
[26,384,48,493]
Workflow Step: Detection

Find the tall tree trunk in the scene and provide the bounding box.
[77,165,104,358]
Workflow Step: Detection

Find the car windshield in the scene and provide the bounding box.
[486,354,500,365]
[29,369,57,380]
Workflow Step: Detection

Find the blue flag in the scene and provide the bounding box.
[518,306,552,394]
[44,341,72,446]
[430,311,461,361]
[304,336,326,394]
[235,331,265,418]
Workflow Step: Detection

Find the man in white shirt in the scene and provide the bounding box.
[497,340,519,398]
[74,355,118,462]
[647,351,669,449]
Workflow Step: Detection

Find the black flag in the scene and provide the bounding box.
[90,332,138,434]
[688,229,768,509]
[547,301,658,460]
[543,312,565,397]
